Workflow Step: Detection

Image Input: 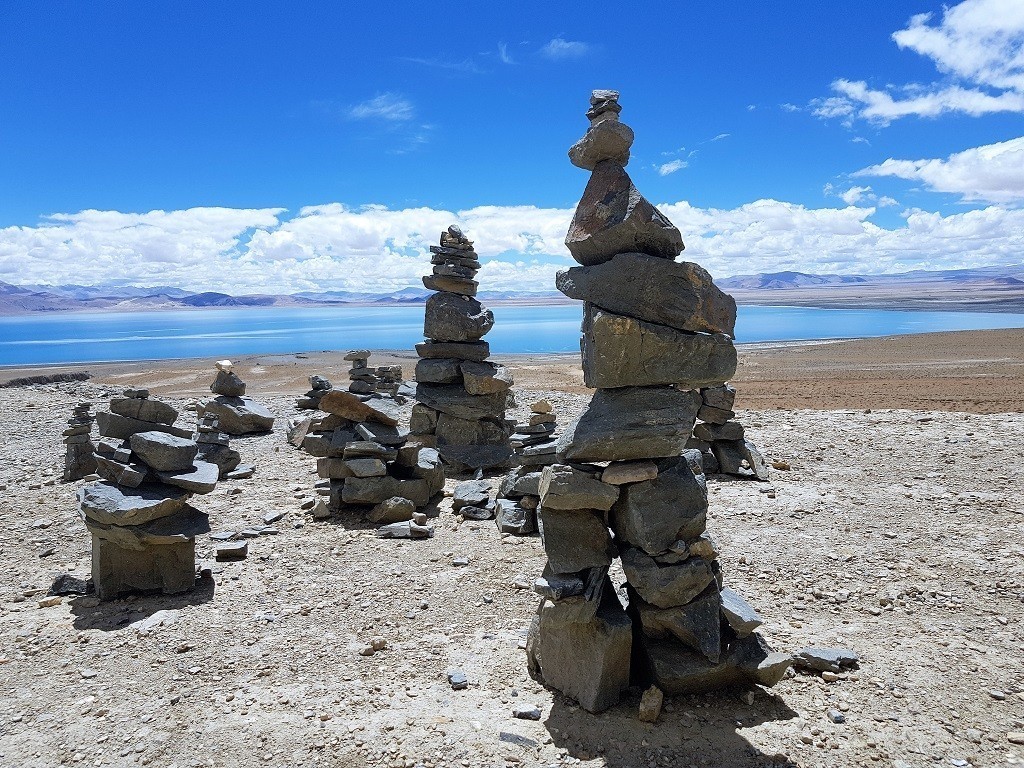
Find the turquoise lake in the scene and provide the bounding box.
[2,304,1024,366]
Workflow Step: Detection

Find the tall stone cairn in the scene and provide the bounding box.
[83,388,217,599]
[63,401,97,481]
[412,226,514,470]
[525,90,790,713]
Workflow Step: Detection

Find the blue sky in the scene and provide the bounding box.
[1,0,1023,293]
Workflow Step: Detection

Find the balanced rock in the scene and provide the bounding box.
[211,369,246,397]
[568,119,634,170]
[423,292,494,342]
[129,431,198,472]
[198,397,274,435]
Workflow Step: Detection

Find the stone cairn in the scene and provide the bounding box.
[297,375,332,410]
[195,413,244,480]
[689,384,769,480]
[63,401,97,481]
[412,225,514,471]
[83,389,217,599]
[346,350,377,394]
[374,365,403,398]
[306,388,444,539]
[197,360,275,436]
[525,90,790,713]
[511,399,560,467]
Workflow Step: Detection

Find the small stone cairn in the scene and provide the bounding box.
[63,402,97,481]
[297,375,332,410]
[490,399,561,535]
[689,384,769,480]
[83,389,217,599]
[346,350,377,394]
[412,225,514,470]
[197,360,275,436]
[307,388,444,538]
[525,90,789,713]
[512,399,560,467]
[195,413,244,480]
[374,365,403,398]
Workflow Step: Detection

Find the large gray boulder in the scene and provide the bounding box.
[620,547,716,609]
[581,306,737,389]
[556,252,736,337]
[565,160,683,266]
[557,387,701,462]
[611,455,708,553]
[423,292,494,342]
[538,506,614,574]
[197,396,274,435]
[527,582,632,713]
[78,481,189,527]
[415,384,509,421]
[96,411,192,440]
[109,397,179,426]
[129,431,198,472]
[318,390,400,426]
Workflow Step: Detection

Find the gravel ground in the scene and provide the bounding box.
[0,379,1022,768]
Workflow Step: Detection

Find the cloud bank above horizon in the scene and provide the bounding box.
[2,192,1023,295]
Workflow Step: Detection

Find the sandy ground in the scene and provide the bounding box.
[0,329,1023,768]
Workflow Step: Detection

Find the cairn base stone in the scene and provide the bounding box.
[64,443,97,482]
[91,535,196,600]
[198,396,274,435]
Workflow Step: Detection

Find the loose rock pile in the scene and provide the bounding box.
[412,226,514,470]
[375,365,403,398]
[511,399,560,467]
[296,375,332,410]
[526,90,789,713]
[308,388,444,538]
[197,360,275,435]
[63,401,97,482]
[689,383,769,480]
[83,389,217,599]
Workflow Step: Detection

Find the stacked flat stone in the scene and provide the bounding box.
[525,90,789,714]
[63,402,97,482]
[197,360,275,436]
[297,375,332,410]
[308,388,444,537]
[688,383,769,480]
[512,399,559,467]
[346,351,377,394]
[194,413,242,479]
[413,225,514,470]
[83,389,216,599]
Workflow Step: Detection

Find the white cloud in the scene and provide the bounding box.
[657,159,688,176]
[780,103,801,113]
[854,136,1024,203]
[347,93,414,121]
[840,186,873,205]
[812,0,1024,124]
[498,43,514,64]
[3,198,1022,294]
[539,38,589,60]
[710,133,730,142]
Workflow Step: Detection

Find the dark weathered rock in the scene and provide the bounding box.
[433,414,513,468]
[197,397,275,435]
[154,459,219,494]
[538,464,619,512]
[581,306,737,389]
[793,647,859,673]
[78,482,189,527]
[343,476,431,507]
[640,632,790,694]
[556,253,736,337]
[720,587,763,638]
[422,274,478,296]
[711,439,747,475]
[63,443,98,482]
[701,384,736,411]
[697,404,734,424]
[343,457,387,478]
[91,536,195,600]
[355,422,409,446]
[129,432,198,472]
[460,361,513,394]
[210,370,246,397]
[565,161,683,266]
[415,340,490,361]
[367,496,416,524]
[415,384,509,421]
[557,387,701,462]
[409,404,439,435]
[452,479,492,511]
[423,292,494,342]
[631,583,722,662]
[620,547,716,609]
[743,440,770,481]
[196,444,241,478]
[694,421,744,442]
[94,454,147,488]
[527,581,632,713]
[612,455,708,553]
[96,411,192,440]
[538,507,614,574]
[376,520,434,539]
[568,119,634,170]
[498,468,543,498]
[415,358,462,385]
[494,499,536,534]
[85,504,210,551]
[318,390,400,426]
[109,397,179,426]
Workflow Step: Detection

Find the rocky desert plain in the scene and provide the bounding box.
[0,328,1022,768]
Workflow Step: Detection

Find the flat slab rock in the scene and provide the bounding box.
[317,390,400,426]
[198,396,275,435]
[557,252,736,337]
[78,481,190,527]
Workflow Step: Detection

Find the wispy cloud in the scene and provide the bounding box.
[400,57,484,74]
[498,42,514,64]
[710,133,730,142]
[539,38,589,60]
[823,183,899,207]
[811,0,1024,124]
[780,103,801,113]
[657,159,688,176]
[347,93,414,121]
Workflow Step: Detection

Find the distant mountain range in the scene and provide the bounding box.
[2,263,1023,315]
